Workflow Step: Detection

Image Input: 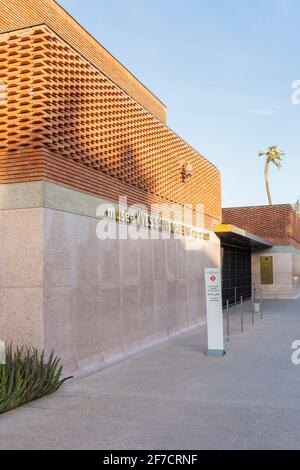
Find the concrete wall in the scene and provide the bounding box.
[43,208,220,374]
[0,183,220,375]
[252,247,300,300]
[0,208,44,350]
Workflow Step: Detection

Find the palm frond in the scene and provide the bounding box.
[261,145,284,169]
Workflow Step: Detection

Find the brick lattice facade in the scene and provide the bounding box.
[0,22,221,229]
[0,0,166,122]
[223,205,300,249]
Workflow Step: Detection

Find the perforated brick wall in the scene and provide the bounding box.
[0,0,166,122]
[223,205,300,249]
[0,25,222,230]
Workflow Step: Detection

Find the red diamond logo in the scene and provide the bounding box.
[210,275,216,282]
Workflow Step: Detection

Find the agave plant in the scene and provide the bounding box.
[0,344,72,415]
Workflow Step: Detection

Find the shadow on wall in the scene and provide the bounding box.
[43,207,221,374]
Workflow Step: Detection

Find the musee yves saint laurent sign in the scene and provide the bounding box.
[104,207,210,241]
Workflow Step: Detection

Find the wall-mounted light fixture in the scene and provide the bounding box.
[181,162,193,182]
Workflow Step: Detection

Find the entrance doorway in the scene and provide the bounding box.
[222,244,252,307]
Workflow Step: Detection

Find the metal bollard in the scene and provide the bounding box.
[251,283,256,313]
[226,300,230,341]
[234,287,237,310]
[241,296,244,333]
[261,298,263,320]
[252,304,255,326]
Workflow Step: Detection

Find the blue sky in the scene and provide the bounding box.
[59,0,300,207]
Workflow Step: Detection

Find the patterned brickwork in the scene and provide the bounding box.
[223,205,300,249]
[0,0,166,122]
[0,25,222,229]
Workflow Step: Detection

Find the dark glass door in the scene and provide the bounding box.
[222,244,252,307]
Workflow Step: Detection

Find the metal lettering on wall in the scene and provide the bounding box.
[104,208,211,240]
[260,256,274,285]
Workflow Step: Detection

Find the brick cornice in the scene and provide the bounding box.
[223,205,300,248]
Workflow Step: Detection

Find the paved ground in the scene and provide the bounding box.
[1,299,300,450]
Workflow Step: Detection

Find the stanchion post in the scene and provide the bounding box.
[234,287,237,310]
[241,296,244,333]
[251,283,256,313]
[226,300,230,341]
[261,298,263,320]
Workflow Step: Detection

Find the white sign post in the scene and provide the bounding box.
[205,268,225,357]
[0,341,5,365]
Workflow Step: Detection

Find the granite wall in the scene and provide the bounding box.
[252,247,300,300]
[0,183,221,374]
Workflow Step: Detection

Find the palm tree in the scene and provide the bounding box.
[293,198,300,216]
[258,146,284,205]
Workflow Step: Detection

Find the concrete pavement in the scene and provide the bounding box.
[0,299,300,450]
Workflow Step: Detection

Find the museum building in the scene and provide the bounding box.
[0,0,299,374]
[216,204,300,303]
[0,0,222,373]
